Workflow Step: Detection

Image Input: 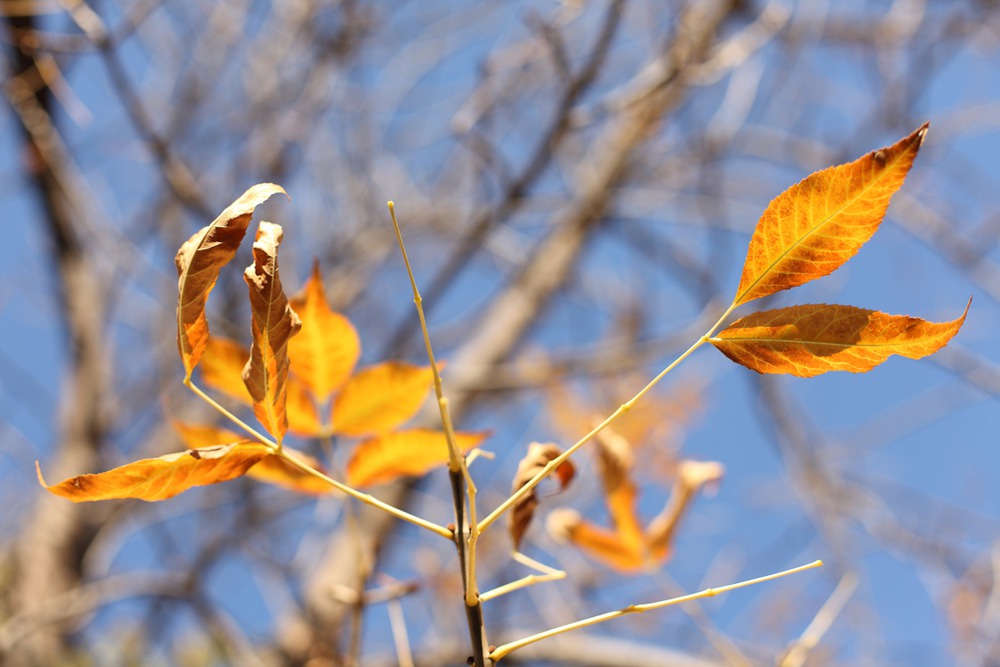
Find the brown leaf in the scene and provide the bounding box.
[330,361,433,437]
[711,300,969,377]
[734,124,927,306]
[345,429,488,488]
[175,184,287,378]
[509,442,576,551]
[37,443,272,502]
[288,260,361,399]
[242,221,302,442]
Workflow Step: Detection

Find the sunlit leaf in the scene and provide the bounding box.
[733,124,928,306]
[243,222,302,442]
[172,420,243,448]
[345,429,488,488]
[331,362,433,437]
[594,429,643,555]
[711,300,969,377]
[548,509,645,572]
[36,443,271,502]
[175,183,287,378]
[286,374,325,437]
[288,260,360,398]
[245,446,333,496]
[172,420,330,495]
[201,336,253,404]
[509,442,576,550]
[645,460,724,560]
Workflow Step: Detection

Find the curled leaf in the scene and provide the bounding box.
[346,429,488,488]
[711,300,970,377]
[288,260,361,399]
[645,460,724,559]
[734,124,927,306]
[593,429,643,555]
[331,362,434,437]
[509,442,576,551]
[243,221,302,442]
[175,183,287,378]
[36,443,271,502]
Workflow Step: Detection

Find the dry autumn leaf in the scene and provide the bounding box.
[346,429,489,488]
[36,443,272,502]
[175,183,287,378]
[243,221,302,442]
[548,509,645,572]
[593,429,644,556]
[711,301,970,377]
[331,361,434,437]
[288,260,361,398]
[509,442,576,551]
[733,124,927,306]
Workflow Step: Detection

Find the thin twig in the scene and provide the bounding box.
[490,560,824,662]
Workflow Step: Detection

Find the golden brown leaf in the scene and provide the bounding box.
[175,184,287,378]
[201,336,253,404]
[245,446,333,495]
[36,443,271,502]
[711,301,969,377]
[733,124,927,306]
[288,260,360,399]
[330,361,433,437]
[345,429,488,488]
[509,442,576,550]
[243,222,302,442]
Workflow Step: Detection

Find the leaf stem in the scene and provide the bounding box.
[478,303,738,534]
[489,560,824,662]
[184,378,278,449]
[479,552,566,603]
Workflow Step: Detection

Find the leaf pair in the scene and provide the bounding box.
[712,124,968,377]
[547,429,723,573]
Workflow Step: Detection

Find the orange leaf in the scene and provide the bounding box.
[548,509,645,572]
[509,442,576,550]
[711,300,969,377]
[175,184,287,378]
[286,374,326,437]
[288,260,360,399]
[245,446,333,495]
[36,443,271,502]
[172,420,243,448]
[330,362,433,437]
[243,222,302,442]
[345,429,488,488]
[733,124,927,306]
[172,420,330,494]
[201,336,253,404]
[593,430,644,554]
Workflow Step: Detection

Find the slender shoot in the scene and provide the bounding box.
[185,378,276,449]
[490,560,823,662]
[478,302,738,534]
[480,552,566,603]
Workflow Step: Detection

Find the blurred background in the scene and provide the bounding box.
[2,0,999,665]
